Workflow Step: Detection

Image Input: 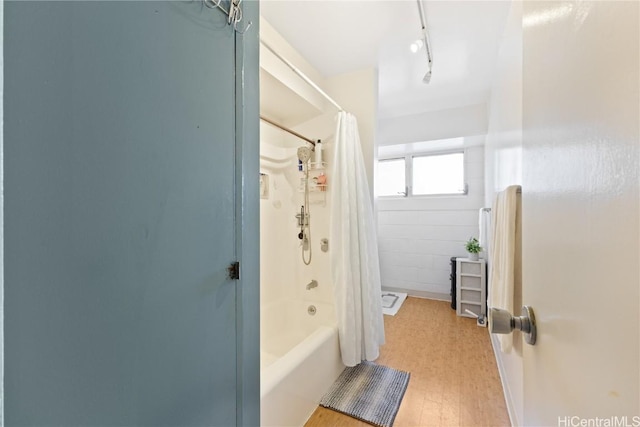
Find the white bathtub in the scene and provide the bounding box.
[261,299,345,427]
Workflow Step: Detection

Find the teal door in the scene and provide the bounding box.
[4,1,259,425]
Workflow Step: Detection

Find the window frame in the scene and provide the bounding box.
[377,149,468,198]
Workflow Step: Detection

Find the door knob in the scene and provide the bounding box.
[489,305,537,345]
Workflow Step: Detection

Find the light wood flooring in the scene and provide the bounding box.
[304,297,510,427]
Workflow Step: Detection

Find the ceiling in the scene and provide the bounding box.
[260,0,511,119]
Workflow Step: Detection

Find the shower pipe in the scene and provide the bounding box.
[301,164,312,265]
[260,115,316,146]
[259,38,344,112]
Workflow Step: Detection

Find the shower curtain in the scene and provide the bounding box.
[330,111,385,367]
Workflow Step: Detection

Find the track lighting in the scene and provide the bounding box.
[416,0,433,84]
[409,39,424,53]
[423,70,432,84]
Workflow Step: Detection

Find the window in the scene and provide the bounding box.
[376,151,466,197]
[413,152,465,195]
[377,158,406,196]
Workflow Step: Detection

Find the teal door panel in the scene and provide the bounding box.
[5,1,241,425]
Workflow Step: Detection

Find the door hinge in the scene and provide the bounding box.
[227,261,240,280]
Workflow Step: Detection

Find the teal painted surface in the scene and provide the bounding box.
[235,1,261,426]
[4,1,258,425]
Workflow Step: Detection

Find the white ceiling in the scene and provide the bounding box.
[260,0,511,119]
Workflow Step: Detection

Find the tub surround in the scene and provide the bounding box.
[260,300,344,426]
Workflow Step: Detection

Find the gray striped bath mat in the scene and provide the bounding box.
[319,361,410,427]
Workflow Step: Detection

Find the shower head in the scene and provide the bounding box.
[297,146,313,163]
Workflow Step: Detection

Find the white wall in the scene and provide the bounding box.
[377,142,485,298]
[485,2,523,207]
[378,104,488,147]
[375,95,488,300]
[259,138,297,307]
[483,1,524,425]
[326,68,378,196]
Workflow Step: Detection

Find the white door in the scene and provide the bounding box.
[521,1,639,425]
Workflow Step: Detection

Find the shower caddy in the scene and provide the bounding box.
[298,161,328,205]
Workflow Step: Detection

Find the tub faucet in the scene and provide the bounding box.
[306,280,318,290]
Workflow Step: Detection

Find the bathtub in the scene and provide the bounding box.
[261,299,345,427]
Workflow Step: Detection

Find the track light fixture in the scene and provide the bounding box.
[410,39,424,53]
[416,0,433,84]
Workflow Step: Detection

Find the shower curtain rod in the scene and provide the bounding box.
[260,115,317,146]
[260,38,344,112]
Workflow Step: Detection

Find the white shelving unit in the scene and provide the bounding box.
[456,258,487,318]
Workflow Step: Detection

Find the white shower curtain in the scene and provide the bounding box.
[330,111,385,367]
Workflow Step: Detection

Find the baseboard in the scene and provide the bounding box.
[381,286,450,302]
[490,334,519,427]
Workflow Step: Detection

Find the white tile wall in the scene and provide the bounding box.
[377,145,485,299]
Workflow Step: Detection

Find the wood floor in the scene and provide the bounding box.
[304,297,510,427]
